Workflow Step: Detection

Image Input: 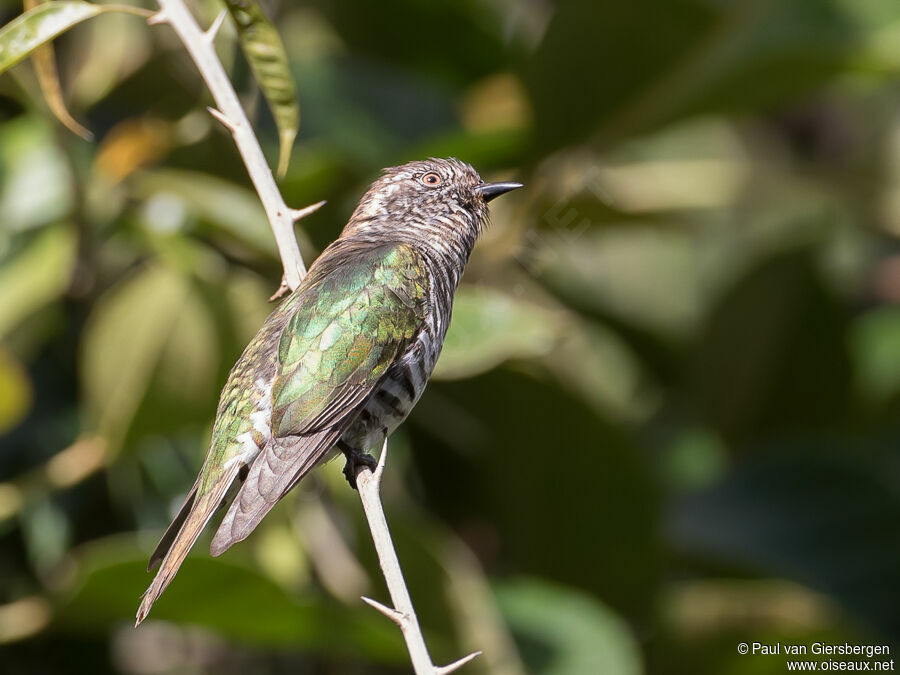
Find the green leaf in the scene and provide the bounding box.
[21,496,70,571]
[412,369,662,622]
[0,1,147,75]
[546,321,658,423]
[524,0,900,152]
[434,286,560,380]
[131,169,314,260]
[0,225,76,339]
[151,279,220,411]
[0,348,31,434]
[53,537,403,661]
[65,10,153,108]
[524,0,715,152]
[224,0,299,178]
[23,0,92,140]
[540,227,704,339]
[224,268,275,344]
[0,115,74,232]
[672,441,900,637]
[306,0,510,86]
[850,306,900,404]
[494,579,643,675]
[690,249,851,443]
[80,264,217,450]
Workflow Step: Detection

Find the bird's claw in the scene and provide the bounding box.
[342,451,378,490]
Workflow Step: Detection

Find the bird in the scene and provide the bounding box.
[135,157,522,625]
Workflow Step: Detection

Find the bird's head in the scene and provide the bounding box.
[346,158,522,243]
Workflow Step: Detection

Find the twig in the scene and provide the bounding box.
[356,441,481,674]
[149,0,319,292]
[149,2,478,671]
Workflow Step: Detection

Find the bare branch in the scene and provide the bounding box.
[151,0,311,291]
[152,3,477,670]
[356,439,481,674]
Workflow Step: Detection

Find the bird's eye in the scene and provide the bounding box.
[421,172,441,186]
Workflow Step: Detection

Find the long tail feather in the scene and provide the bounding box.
[209,430,338,556]
[135,464,240,626]
[147,480,199,572]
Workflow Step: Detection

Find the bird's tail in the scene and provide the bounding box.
[135,463,240,626]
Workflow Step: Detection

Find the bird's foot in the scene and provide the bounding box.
[342,450,378,490]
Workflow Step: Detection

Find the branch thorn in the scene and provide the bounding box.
[361,596,404,625]
[290,200,327,222]
[435,652,482,674]
[268,276,290,303]
[207,107,237,133]
[204,10,227,43]
[147,10,168,25]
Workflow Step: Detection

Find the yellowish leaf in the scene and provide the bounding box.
[24,0,92,140]
[0,1,149,74]
[0,348,31,435]
[94,117,173,183]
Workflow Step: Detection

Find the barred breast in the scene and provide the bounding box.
[340,261,452,453]
[339,321,441,452]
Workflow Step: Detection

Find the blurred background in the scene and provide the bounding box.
[1,0,900,672]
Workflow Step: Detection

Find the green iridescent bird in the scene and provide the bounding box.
[135,158,522,624]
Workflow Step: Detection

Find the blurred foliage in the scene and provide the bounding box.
[1,0,900,672]
[223,0,298,177]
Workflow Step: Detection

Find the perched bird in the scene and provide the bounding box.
[136,158,522,624]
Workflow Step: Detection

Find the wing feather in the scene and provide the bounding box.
[209,242,429,554]
[270,243,427,436]
[209,429,341,555]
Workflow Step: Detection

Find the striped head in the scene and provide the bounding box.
[345,158,522,254]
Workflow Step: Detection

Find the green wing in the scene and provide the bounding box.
[271,241,429,438]
[206,241,430,555]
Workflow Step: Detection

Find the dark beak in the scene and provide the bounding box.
[477,181,524,202]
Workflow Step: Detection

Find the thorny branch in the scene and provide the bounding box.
[150,0,321,295]
[356,441,482,674]
[148,2,479,671]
